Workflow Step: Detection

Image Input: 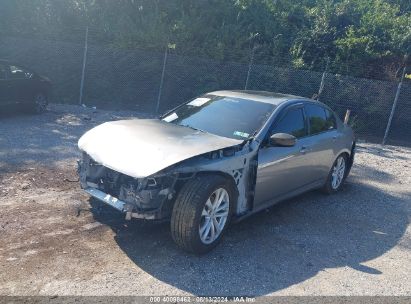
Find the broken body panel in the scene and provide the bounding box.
[78,119,242,178]
[78,91,355,222]
[78,118,257,221]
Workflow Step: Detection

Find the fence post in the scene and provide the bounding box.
[156,46,168,113]
[317,57,330,101]
[244,46,255,90]
[382,67,407,145]
[79,26,89,105]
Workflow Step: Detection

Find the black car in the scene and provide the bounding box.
[0,60,51,113]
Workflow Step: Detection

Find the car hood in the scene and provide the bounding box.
[78,119,242,178]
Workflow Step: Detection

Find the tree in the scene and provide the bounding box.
[0,0,409,79]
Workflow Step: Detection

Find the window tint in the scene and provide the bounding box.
[324,108,337,130]
[272,107,306,138]
[9,65,33,79]
[162,95,276,140]
[306,104,328,134]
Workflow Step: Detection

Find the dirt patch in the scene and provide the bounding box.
[0,166,78,197]
[0,104,410,296]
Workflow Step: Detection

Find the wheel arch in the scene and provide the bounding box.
[35,90,49,100]
[339,150,350,159]
[336,139,355,166]
[332,150,350,167]
[332,149,352,180]
[173,170,240,212]
[199,170,239,191]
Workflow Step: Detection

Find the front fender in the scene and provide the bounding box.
[162,144,257,216]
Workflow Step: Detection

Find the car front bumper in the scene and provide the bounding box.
[78,153,177,221]
[84,187,161,220]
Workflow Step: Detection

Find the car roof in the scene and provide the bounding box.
[208,90,308,106]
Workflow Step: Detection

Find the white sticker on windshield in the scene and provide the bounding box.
[163,112,178,122]
[187,98,210,107]
[233,131,250,138]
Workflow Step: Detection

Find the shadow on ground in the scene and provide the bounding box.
[91,169,409,296]
[0,107,144,170]
[0,109,88,168]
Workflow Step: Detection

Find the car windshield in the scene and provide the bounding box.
[162,95,276,140]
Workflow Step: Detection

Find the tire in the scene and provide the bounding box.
[322,153,349,194]
[29,93,48,114]
[346,142,356,177]
[170,174,235,254]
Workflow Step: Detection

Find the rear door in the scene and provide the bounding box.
[254,104,313,206]
[304,103,338,180]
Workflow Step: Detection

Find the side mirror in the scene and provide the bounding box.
[269,133,296,147]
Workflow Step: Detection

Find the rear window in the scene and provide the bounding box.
[9,65,33,79]
[324,108,337,130]
[305,104,328,134]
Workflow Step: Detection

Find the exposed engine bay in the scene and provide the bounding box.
[78,141,259,221]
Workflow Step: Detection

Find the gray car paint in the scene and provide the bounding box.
[253,101,353,208]
[78,91,354,218]
[78,119,242,178]
[255,136,316,205]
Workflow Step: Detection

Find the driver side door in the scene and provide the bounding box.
[254,104,315,208]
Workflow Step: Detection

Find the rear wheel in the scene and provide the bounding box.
[170,175,234,254]
[322,154,348,194]
[30,93,48,114]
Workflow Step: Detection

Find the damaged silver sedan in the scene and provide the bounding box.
[78,90,355,254]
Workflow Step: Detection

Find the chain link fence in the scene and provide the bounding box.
[0,29,410,147]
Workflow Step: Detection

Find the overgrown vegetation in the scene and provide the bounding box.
[1,0,409,79]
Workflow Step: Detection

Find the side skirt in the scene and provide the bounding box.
[232,179,324,223]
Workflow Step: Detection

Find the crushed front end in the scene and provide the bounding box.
[78,153,177,220]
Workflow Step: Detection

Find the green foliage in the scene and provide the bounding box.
[0,0,409,79]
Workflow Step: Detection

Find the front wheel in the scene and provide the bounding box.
[170,175,234,254]
[322,154,348,194]
[30,93,48,114]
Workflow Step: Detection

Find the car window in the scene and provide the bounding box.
[162,95,276,140]
[9,65,33,79]
[324,108,337,130]
[272,107,307,138]
[0,64,8,80]
[306,104,328,134]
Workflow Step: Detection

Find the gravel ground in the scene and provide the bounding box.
[0,104,410,296]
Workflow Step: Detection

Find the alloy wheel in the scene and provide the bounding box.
[199,188,230,244]
[35,94,47,113]
[331,156,346,190]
